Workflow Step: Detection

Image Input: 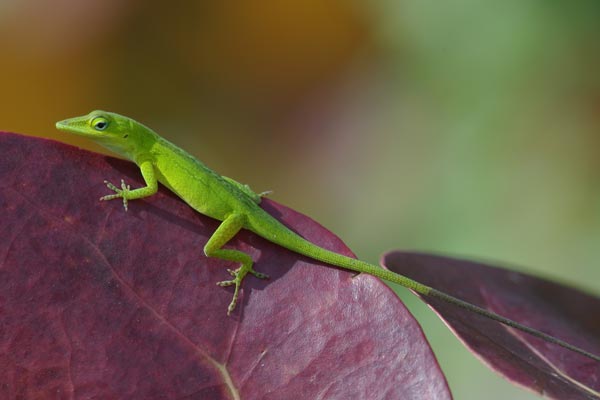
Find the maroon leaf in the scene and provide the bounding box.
[0,132,450,399]
[383,252,600,400]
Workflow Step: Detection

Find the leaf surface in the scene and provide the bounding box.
[0,132,450,400]
[383,251,600,400]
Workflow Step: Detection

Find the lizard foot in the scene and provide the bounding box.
[217,264,269,315]
[100,179,131,211]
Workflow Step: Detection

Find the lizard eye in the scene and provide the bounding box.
[91,117,109,131]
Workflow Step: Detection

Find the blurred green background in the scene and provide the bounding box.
[2,1,599,398]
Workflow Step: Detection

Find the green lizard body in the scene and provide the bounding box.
[56,110,600,362]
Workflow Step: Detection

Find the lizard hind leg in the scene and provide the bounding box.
[204,213,269,315]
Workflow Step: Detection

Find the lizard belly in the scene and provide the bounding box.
[155,168,233,220]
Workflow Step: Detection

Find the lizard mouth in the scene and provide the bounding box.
[54,120,70,131]
[55,120,101,138]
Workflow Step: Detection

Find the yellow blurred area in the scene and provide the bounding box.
[2,1,600,399]
[0,0,370,136]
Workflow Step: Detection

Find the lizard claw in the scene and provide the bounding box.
[258,190,273,198]
[100,179,131,211]
[216,265,269,315]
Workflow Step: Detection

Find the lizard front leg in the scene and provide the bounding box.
[101,160,157,211]
[204,213,269,315]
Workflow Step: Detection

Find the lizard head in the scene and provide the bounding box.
[56,110,155,160]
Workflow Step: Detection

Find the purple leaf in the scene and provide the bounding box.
[0,132,450,399]
[383,251,600,400]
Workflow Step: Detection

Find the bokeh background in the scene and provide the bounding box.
[2,1,599,398]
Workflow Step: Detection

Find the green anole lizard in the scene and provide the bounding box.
[56,110,600,363]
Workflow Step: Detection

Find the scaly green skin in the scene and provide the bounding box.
[56,110,600,362]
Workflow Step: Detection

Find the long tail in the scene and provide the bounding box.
[273,228,600,363]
